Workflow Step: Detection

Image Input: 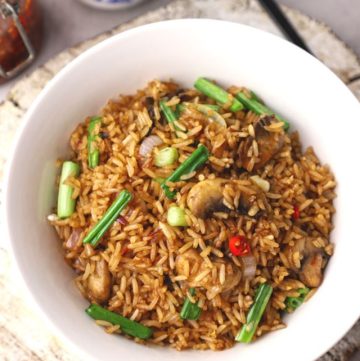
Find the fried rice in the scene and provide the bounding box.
[49,79,336,350]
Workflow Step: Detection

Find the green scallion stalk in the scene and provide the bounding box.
[285,287,310,312]
[83,190,132,246]
[167,206,188,227]
[180,288,201,320]
[57,161,80,218]
[235,283,273,343]
[250,90,263,103]
[154,147,179,167]
[86,304,152,339]
[235,92,290,131]
[88,116,102,169]
[161,144,210,199]
[194,77,243,112]
[160,100,178,124]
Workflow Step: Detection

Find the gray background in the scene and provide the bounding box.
[0,0,359,100]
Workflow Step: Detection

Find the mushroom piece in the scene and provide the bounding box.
[187,179,258,219]
[87,259,112,303]
[175,249,241,297]
[284,238,326,288]
[240,116,285,171]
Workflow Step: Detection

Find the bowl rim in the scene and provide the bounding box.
[4,18,360,361]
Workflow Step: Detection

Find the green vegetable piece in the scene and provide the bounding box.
[250,90,263,103]
[83,190,132,247]
[86,304,152,339]
[160,100,178,123]
[194,77,243,112]
[161,144,210,199]
[155,147,179,167]
[167,206,188,227]
[57,161,80,218]
[235,283,273,343]
[235,92,290,130]
[180,288,202,320]
[285,287,310,312]
[88,116,102,169]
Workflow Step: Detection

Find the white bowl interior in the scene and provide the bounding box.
[4,20,360,361]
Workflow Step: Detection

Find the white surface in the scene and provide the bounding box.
[4,19,360,361]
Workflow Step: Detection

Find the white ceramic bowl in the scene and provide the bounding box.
[4,19,360,361]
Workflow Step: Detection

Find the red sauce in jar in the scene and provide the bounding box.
[0,0,42,83]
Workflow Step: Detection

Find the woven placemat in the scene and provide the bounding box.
[0,0,359,360]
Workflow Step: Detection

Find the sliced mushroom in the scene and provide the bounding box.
[284,237,326,288]
[187,178,258,219]
[175,249,241,297]
[300,253,324,288]
[87,259,112,303]
[240,116,285,171]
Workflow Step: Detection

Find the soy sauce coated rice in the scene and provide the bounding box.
[49,80,336,350]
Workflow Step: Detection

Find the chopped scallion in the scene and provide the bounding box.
[88,116,102,169]
[235,92,289,130]
[86,304,152,339]
[285,287,310,312]
[83,190,132,247]
[155,147,179,167]
[194,77,243,112]
[235,283,273,343]
[180,288,201,320]
[167,206,188,227]
[160,100,178,123]
[57,161,80,218]
[161,144,209,199]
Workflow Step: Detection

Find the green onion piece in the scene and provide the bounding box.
[154,147,179,167]
[88,116,102,169]
[57,161,80,218]
[180,288,201,320]
[160,100,178,124]
[161,144,210,199]
[167,206,188,227]
[235,92,290,131]
[250,90,263,103]
[285,287,310,312]
[86,304,152,339]
[235,283,273,343]
[83,190,132,246]
[194,77,243,112]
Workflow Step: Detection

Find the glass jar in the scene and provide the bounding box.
[0,0,42,83]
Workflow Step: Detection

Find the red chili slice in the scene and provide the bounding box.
[229,235,251,256]
[293,205,300,220]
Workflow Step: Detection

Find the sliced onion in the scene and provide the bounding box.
[139,135,163,157]
[241,255,257,280]
[65,228,82,249]
[184,102,227,127]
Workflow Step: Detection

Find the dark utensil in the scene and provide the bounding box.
[258,0,313,55]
